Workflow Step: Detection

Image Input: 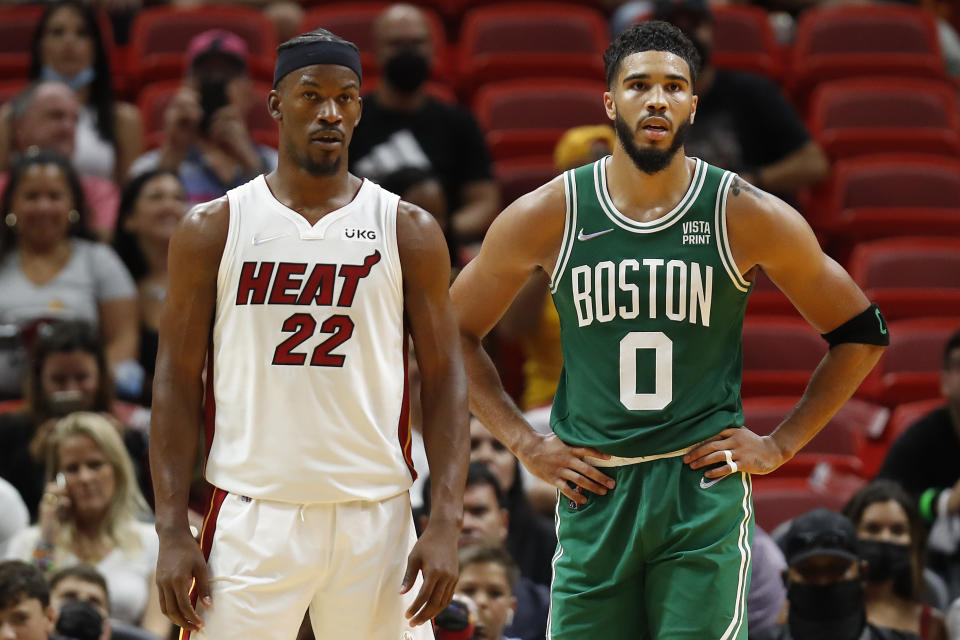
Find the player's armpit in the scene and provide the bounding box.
[724,177,871,334]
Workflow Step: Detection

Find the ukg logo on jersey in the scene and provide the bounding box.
[344,227,377,241]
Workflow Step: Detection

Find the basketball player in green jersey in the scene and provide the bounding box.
[450,21,889,640]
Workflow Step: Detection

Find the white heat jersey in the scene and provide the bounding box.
[206,175,414,504]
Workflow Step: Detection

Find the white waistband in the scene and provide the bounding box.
[583,442,699,467]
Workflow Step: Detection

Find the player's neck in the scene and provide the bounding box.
[605,149,694,223]
[265,163,363,224]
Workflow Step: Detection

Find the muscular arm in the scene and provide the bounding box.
[451,177,614,503]
[396,202,469,625]
[149,197,228,631]
[687,177,885,477]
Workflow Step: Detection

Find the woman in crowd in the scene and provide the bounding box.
[0,150,140,398]
[0,319,150,522]
[844,480,948,640]
[4,411,168,637]
[112,169,187,401]
[0,0,142,183]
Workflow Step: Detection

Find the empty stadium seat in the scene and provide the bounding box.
[137,80,278,150]
[711,5,784,80]
[848,237,960,320]
[861,317,960,405]
[859,397,945,476]
[812,154,960,242]
[0,5,44,79]
[809,78,960,160]
[300,3,450,82]
[494,157,558,207]
[458,4,608,92]
[753,477,865,532]
[474,79,608,160]
[741,317,826,397]
[788,5,945,107]
[128,7,277,88]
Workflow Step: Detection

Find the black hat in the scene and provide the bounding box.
[781,508,860,566]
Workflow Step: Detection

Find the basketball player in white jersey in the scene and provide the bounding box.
[149,29,468,640]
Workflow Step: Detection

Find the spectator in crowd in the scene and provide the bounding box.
[379,167,447,232]
[0,320,151,523]
[760,508,921,640]
[468,418,557,588]
[0,1,143,183]
[4,412,168,637]
[844,481,948,639]
[0,479,29,560]
[111,170,187,403]
[1,82,119,241]
[0,560,56,640]
[652,0,830,200]
[0,151,140,400]
[456,546,521,640]
[49,566,111,640]
[128,29,278,206]
[948,597,960,639]
[751,526,790,639]
[349,3,499,263]
[455,463,548,640]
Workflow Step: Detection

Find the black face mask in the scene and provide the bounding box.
[788,579,866,640]
[383,50,430,94]
[859,539,912,583]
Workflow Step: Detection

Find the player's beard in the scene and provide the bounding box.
[286,139,343,177]
[614,111,691,175]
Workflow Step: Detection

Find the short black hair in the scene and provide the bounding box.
[421,462,505,517]
[278,28,359,56]
[48,565,109,607]
[603,20,701,88]
[0,560,50,610]
[944,328,960,369]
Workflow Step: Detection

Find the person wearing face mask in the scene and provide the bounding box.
[0,0,143,184]
[349,3,500,265]
[844,481,948,640]
[645,0,829,201]
[762,508,922,640]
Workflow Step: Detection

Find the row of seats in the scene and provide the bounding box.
[0,3,950,100]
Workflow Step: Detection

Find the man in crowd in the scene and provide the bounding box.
[0,560,56,640]
[129,29,277,205]
[349,3,499,262]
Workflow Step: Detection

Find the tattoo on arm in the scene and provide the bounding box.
[731,176,765,200]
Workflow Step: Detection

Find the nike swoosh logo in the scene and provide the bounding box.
[577,228,614,241]
[252,232,288,246]
[699,476,722,490]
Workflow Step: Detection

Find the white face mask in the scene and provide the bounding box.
[41,65,95,91]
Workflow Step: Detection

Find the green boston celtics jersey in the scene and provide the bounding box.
[549,157,753,457]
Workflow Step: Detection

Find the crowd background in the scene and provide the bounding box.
[0,0,959,638]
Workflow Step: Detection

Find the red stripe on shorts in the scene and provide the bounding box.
[179,486,228,640]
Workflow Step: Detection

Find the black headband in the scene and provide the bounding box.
[273,39,363,88]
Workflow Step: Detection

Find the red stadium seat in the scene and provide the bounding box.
[300,4,450,82]
[710,5,784,81]
[494,157,558,207]
[138,80,278,150]
[809,78,960,160]
[745,270,797,318]
[788,5,945,108]
[0,5,44,80]
[848,238,960,321]
[812,154,960,243]
[860,397,944,476]
[753,477,865,532]
[861,318,960,405]
[474,80,608,160]
[458,4,608,93]
[741,317,826,397]
[128,7,277,89]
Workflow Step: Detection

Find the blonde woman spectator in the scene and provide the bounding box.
[4,412,168,637]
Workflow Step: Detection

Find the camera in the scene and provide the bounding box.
[55,599,103,640]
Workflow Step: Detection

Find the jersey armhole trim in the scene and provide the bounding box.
[384,193,404,300]
[549,170,577,293]
[715,172,751,293]
[215,192,241,298]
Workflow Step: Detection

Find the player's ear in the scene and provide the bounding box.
[268,90,282,122]
[603,90,616,122]
[690,94,698,124]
